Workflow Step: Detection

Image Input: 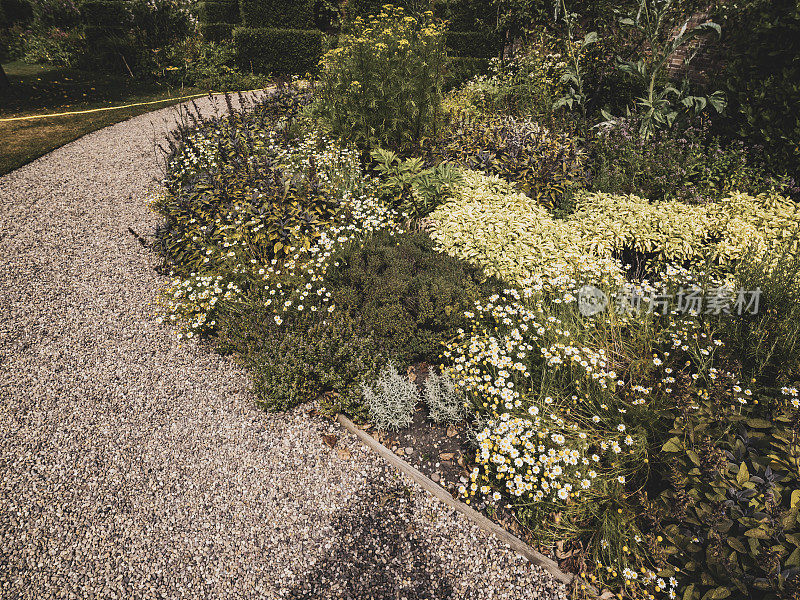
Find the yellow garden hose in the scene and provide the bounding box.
[0,87,273,123]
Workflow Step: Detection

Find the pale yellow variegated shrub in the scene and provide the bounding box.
[430,171,800,286]
[430,171,625,287]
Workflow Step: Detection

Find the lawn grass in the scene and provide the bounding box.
[0,61,210,175]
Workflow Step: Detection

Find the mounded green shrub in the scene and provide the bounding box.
[324,230,498,365]
[200,22,233,42]
[199,0,239,24]
[239,0,313,28]
[445,30,500,58]
[233,26,322,75]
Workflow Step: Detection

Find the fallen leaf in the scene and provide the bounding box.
[439,452,454,460]
[322,434,338,449]
[336,447,351,460]
[446,424,458,437]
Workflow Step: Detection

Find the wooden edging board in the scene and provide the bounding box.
[336,413,603,597]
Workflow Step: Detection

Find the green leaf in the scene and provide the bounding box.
[682,583,696,600]
[744,527,769,539]
[662,437,682,452]
[727,537,747,553]
[792,490,800,509]
[737,462,749,486]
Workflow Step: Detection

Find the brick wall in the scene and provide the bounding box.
[665,7,723,85]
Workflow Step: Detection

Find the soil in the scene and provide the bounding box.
[357,364,550,554]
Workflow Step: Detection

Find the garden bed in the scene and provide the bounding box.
[148,5,800,598]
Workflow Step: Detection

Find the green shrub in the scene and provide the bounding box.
[30,0,79,27]
[313,5,447,152]
[324,230,497,365]
[0,0,32,26]
[445,30,500,58]
[233,26,322,75]
[199,22,232,42]
[425,114,588,209]
[591,119,793,202]
[199,0,239,24]
[223,310,383,418]
[21,25,82,65]
[656,392,800,599]
[239,0,313,28]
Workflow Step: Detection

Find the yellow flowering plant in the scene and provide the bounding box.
[313,4,447,151]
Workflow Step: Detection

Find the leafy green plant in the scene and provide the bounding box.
[312,5,447,152]
[657,395,800,599]
[714,0,800,183]
[425,114,588,209]
[219,301,384,418]
[590,119,792,202]
[602,0,725,139]
[719,243,800,383]
[552,0,599,134]
[370,147,463,221]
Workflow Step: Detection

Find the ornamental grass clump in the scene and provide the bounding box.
[313,5,447,152]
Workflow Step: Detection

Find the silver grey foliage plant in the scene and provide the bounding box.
[362,362,418,431]
[423,372,466,424]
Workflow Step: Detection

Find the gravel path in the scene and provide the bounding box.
[0,97,566,600]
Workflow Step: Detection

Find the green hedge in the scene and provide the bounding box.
[234,26,322,75]
[433,0,496,32]
[81,0,130,26]
[0,0,32,27]
[239,0,313,28]
[446,30,501,58]
[200,22,233,41]
[199,0,239,24]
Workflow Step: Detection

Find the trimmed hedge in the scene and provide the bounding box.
[239,0,313,28]
[446,30,501,58]
[200,22,233,41]
[81,0,130,26]
[0,0,32,27]
[433,0,496,32]
[199,0,239,24]
[233,26,322,75]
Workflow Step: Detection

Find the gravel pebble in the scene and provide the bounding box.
[0,97,567,599]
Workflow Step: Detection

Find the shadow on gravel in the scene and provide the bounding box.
[286,468,454,600]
